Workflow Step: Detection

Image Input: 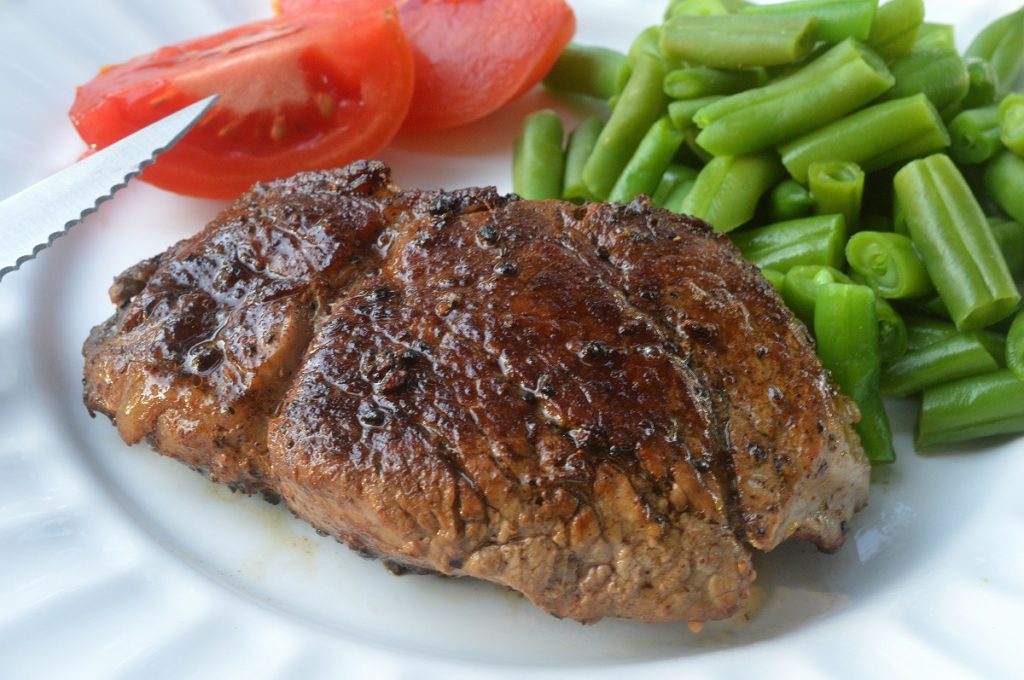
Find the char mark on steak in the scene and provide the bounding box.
[83,161,869,624]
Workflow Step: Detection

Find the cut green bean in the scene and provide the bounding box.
[808,160,864,228]
[781,264,848,325]
[740,0,878,43]
[989,217,1024,279]
[965,8,1024,96]
[512,110,564,200]
[731,213,846,272]
[651,163,699,208]
[1008,312,1024,380]
[694,39,894,157]
[770,179,815,221]
[761,268,785,291]
[668,96,726,131]
[984,150,1024,224]
[917,369,1024,448]
[779,94,949,183]
[998,93,1024,156]
[913,22,955,51]
[814,283,895,464]
[661,175,699,213]
[544,44,630,101]
[906,316,957,351]
[895,154,1020,330]
[846,231,933,299]
[882,47,969,112]
[629,25,668,68]
[562,116,604,203]
[948,105,1002,165]
[609,116,686,204]
[867,0,924,61]
[660,14,817,69]
[582,53,667,200]
[962,57,998,110]
[680,152,783,232]
[663,66,766,99]
[781,264,907,359]
[882,332,999,397]
[666,0,730,18]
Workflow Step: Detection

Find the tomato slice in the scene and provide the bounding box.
[70,3,413,199]
[277,0,576,132]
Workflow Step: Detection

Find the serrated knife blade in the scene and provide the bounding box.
[0,94,218,281]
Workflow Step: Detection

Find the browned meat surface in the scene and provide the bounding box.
[83,161,869,624]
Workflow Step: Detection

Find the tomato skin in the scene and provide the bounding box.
[70,4,413,199]
[278,0,576,131]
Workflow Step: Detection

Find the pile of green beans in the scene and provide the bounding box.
[518,1,1024,459]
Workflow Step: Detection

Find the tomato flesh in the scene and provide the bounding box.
[277,0,576,131]
[70,4,413,199]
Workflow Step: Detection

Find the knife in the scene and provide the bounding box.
[0,94,219,281]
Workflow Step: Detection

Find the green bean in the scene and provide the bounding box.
[761,268,785,291]
[666,0,730,18]
[667,96,725,131]
[998,93,1024,156]
[913,22,955,51]
[741,0,878,43]
[962,57,998,110]
[781,264,848,325]
[814,282,895,464]
[660,14,818,69]
[882,332,1000,397]
[917,369,1024,448]
[544,44,630,101]
[609,116,686,204]
[989,217,1024,279]
[694,39,894,157]
[582,53,667,200]
[779,94,949,183]
[876,297,909,361]
[1008,311,1024,380]
[965,8,1024,96]
[770,178,815,221]
[895,153,1020,330]
[663,67,766,100]
[629,26,667,68]
[680,152,783,233]
[512,110,564,200]
[730,213,846,272]
[905,316,957,351]
[984,150,1024,224]
[867,0,924,61]
[846,231,933,299]
[808,160,864,228]
[662,175,699,213]
[651,163,699,208]
[683,127,715,165]
[781,264,907,359]
[948,105,1002,165]
[562,116,605,203]
[717,0,754,10]
[882,47,969,112]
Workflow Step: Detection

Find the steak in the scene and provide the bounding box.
[83,161,869,624]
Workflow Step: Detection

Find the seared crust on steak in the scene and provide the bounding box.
[83,161,869,624]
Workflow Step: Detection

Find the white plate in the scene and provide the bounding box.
[1,1,1022,678]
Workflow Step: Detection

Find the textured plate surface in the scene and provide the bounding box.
[1,1,1022,678]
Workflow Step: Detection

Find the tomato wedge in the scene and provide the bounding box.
[70,3,413,199]
[277,0,576,131]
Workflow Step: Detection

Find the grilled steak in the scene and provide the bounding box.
[83,161,869,624]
